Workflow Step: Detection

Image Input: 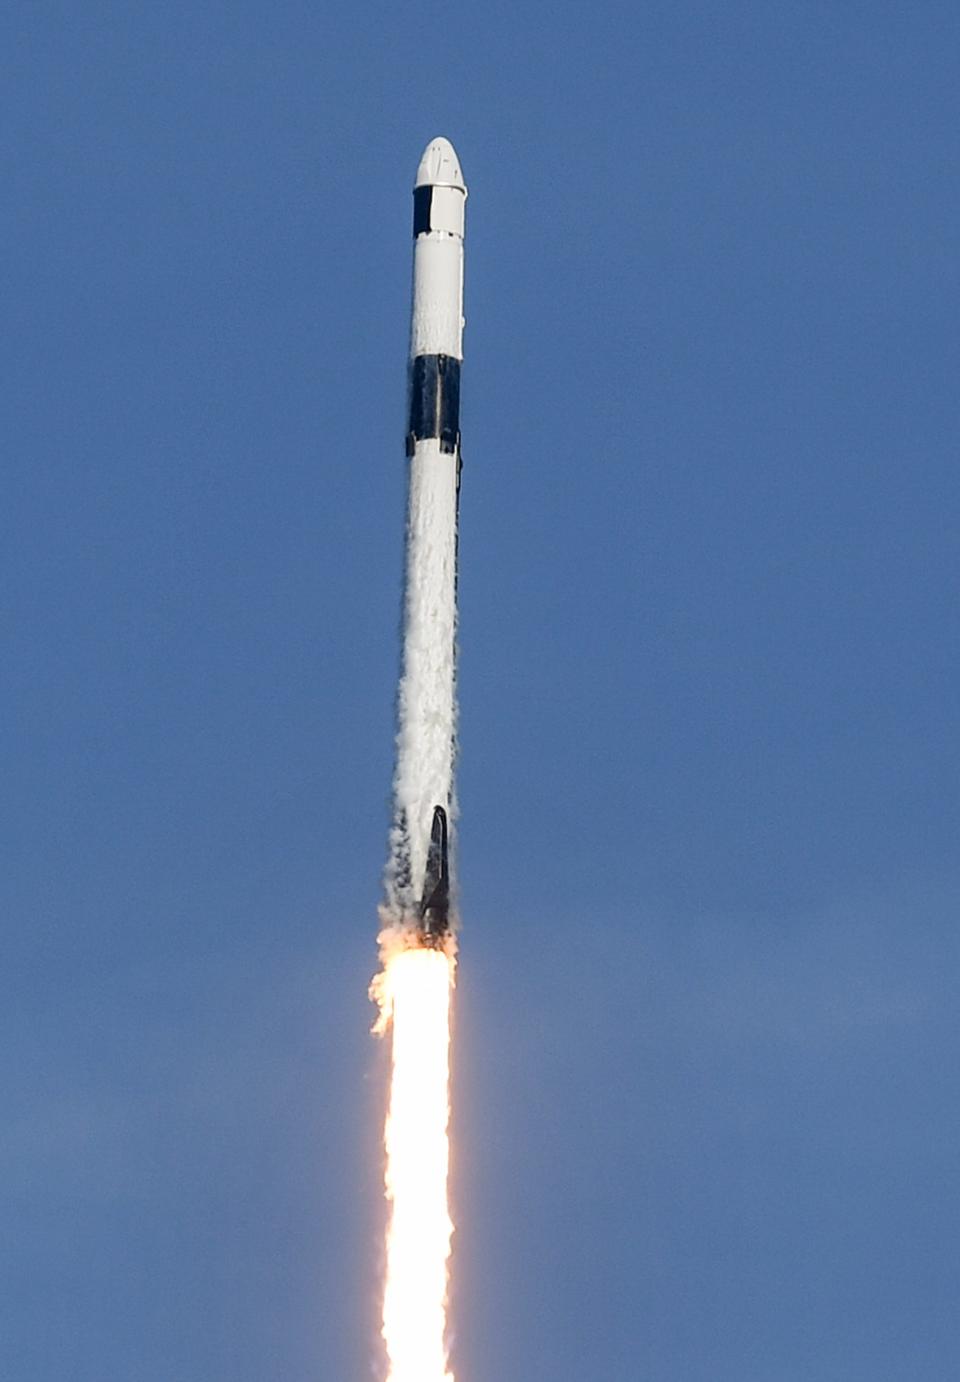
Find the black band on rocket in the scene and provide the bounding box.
[413,187,434,237]
[406,354,460,455]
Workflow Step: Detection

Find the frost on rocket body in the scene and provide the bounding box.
[382,438,459,935]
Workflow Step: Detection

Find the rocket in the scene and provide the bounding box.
[385,138,467,945]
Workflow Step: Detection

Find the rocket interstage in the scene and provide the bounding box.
[386,136,466,948]
[373,138,466,1382]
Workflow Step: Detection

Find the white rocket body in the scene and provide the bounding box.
[386,139,466,937]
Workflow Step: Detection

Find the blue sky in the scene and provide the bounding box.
[2,2,958,1378]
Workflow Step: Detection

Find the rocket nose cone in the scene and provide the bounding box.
[415,137,466,192]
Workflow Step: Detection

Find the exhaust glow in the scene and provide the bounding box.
[378,944,455,1382]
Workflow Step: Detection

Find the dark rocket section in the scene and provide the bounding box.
[419,805,450,941]
[406,355,461,455]
[413,186,434,237]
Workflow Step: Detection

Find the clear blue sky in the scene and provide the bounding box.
[3,2,958,1378]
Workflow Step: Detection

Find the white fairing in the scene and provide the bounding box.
[415,137,466,193]
[386,138,466,925]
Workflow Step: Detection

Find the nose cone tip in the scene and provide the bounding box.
[415,137,466,192]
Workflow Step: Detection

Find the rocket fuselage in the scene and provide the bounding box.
[387,139,466,943]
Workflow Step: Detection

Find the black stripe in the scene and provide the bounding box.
[413,187,433,237]
[406,355,460,455]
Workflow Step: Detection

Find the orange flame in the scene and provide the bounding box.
[377,945,455,1382]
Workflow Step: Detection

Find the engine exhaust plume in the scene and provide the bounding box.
[375,942,455,1382]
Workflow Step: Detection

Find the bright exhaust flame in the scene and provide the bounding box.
[375,943,455,1382]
